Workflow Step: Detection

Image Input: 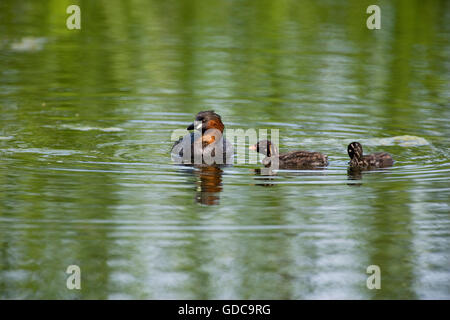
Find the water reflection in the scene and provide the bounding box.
[252,168,276,187]
[347,167,363,182]
[0,0,449,300]
[347,167,394,187]
[194,165,223,206]
[253,167,329,187]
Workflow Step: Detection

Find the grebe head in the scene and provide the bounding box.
[187,110,224,133]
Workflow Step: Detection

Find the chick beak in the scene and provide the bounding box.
[249,144,257,151]
[187,123,194,130]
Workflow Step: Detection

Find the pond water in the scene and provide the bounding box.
[0,0,449,299]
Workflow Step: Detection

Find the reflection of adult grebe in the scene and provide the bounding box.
[171,111,233,165]
[194,165,223,205]
[249,140,328,169]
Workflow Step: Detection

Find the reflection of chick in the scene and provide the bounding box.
[195,166,223,206]
[347,167,363,180]
[252,168,276,187]
[347,167,363,187]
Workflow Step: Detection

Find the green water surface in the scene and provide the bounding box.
[0,0,449,299]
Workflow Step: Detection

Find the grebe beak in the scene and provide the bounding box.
[187,121,203,131]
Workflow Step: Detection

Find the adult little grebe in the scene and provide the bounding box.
[171,110,233,165]
[347,142,393,168]
[249,140,328,169]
